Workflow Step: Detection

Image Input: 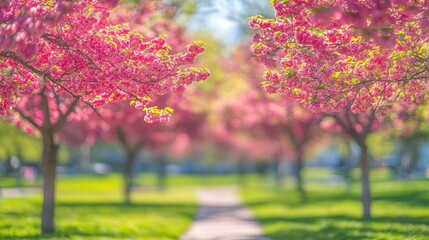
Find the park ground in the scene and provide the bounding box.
[0,169,428,239]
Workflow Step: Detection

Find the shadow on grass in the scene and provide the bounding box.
[372,191,429,207]
[60,200,194,210]
[248,184,429,207]
[245,190,356,208]
[244,181,429,240]
[256,215,429,240]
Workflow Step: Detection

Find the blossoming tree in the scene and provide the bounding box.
[2,0,208,233]
[249,0,429,219]
[314,0,429,46]
[226,78,323,200]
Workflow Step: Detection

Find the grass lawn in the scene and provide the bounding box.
[2,170,428,239]
[0,174,196,240]
[242,178,429,240]
[0,176,41,188]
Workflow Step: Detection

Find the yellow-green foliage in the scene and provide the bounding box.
[0,121,42,162]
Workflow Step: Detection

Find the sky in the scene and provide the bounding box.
[186,0,274,47]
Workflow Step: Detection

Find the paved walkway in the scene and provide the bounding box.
[181,187,269,240]
[0,187,40,198]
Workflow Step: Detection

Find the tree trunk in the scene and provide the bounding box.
[294,151,306,202]
[41,132,58,233]
[272,155,284,188]
[399,137,420,178]
[16,144,24,187]
[0,166,2,197]
[156,156,167,191]
[123,150,136,204]
[15,160,22,187]
[79,144,91,173]
[343,140,353,193]
[408,138,420,176]
[237,157,247,187]
[359,142,371,219]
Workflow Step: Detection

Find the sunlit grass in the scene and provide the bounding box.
[1,171,259,189]
[242,179,429,240]
[2,170,428,239]
[0,174,196,240]
[0,175,41,188]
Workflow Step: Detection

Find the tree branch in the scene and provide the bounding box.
[52,97,79,133]
[13,107,42,131]
[40,88,52,130]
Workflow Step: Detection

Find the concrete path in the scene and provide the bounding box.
[0,187,40,198]
[181,187,269,240]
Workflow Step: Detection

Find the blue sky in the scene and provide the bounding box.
[186,0,274,47]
